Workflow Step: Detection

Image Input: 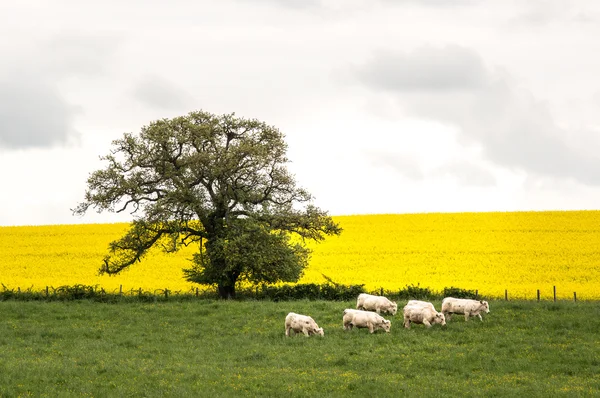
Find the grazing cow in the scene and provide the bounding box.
[441,297,490,322]
[403,304,446,329]
[406,300,436,311]
[356,293,398,315]
[343,309,391,333]
[285,312,324,337]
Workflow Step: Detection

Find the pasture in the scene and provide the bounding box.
[1,300,599,397]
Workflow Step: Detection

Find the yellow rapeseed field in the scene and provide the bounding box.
[1,211,599,299]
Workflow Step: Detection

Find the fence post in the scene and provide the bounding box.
[574,292,577,302]
[380,287,384,296]
[537,289,540,302]
[553,285,556,302]
[505,289,508,301]
[475,290,478,299]
[46,286,49,297]
[18,287,21,294]
[119,285,123,296]
[196,288,199,298]
[165,289,169,299]
[139,288,142,297]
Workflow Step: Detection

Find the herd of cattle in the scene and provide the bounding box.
[284,293,491,337]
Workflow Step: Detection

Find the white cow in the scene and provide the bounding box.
[406,300,436,311]
[441,297,490,322]
[403,304,446,329]
[343,309,391,333]
[356,293,398,315]
[285,312,324,337]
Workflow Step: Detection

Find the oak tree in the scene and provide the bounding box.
[74,110,341,298]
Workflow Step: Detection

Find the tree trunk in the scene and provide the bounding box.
[217,283,236,299]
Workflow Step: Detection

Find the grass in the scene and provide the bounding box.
[0,300,599,397]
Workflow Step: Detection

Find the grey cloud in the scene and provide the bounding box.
[355,45,600,185]
[357,46,488,93]
[511,1,596,26]
[379,0,480,7]
[42,33,122,79]
[0,73,79,149]
[232,0,323,9]
[132,76,193,110]
[367,151,424,180]
[593,91,600,108]
[0,32,121,149]
[433,161,496,186]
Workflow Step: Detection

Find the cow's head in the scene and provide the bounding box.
[381,319,391,333]
[480,301,490,313]
[389,302,398,316]
[434,312,446,326]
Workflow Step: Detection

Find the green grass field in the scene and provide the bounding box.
[1,300,599,397]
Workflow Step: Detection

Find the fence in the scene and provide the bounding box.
[0,283,590,302]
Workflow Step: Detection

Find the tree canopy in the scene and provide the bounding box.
[74,110,342,298]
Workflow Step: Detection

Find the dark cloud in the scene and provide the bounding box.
[355,45,600,185]
[132,76,193,111]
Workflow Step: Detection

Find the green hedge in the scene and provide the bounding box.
[0,283,481,302]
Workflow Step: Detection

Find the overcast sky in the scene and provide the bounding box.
[1,0,600,226]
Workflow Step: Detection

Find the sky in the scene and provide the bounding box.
[1,0,600,226]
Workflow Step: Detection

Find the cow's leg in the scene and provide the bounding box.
[423,319,432,328]
[464,312,470,321]
[444,312,451,321]
[477,313,483,321]
[285,326,291,337]
[403,318,411,329]
[375,308,381,314]
[368,322,375,334]
[302,328,310,337]
[343,321,352,330]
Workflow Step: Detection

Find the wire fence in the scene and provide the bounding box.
[0,283,589,302]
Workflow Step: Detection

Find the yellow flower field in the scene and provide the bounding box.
[1,211,599,299]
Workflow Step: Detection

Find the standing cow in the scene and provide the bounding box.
[285,312,324,337]
[356,293,398,315]
[343,309,391,333]
[441,297,490,322]
[406,300,436,311]
[403,304,446,329]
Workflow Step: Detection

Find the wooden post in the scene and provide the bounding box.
[574,292,577,302]
[505,289,508,301]
[165,289,169,299]
[196,288,199,297]
[537,289,540,302]
[553,285,556,302]
[119,285,123,296]
[18,287,21,294]
[380,287,384,296]
[475,290,478,299]
[46,286,49,297]
[139,288,142,297]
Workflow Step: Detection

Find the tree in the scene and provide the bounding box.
[73,110,342,298]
